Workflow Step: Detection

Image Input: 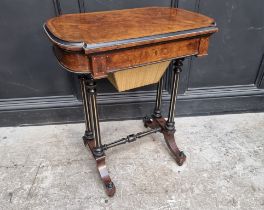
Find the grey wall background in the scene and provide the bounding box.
[0,0,264,126]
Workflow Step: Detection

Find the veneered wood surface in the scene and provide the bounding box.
[90,38,200,78]
[198,36,210,57]
[53,46,90,72]
[45,7,218,77]
[46,7,215,45]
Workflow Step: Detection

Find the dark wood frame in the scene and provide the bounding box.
[78,59,187,196]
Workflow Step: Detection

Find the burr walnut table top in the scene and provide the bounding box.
[44,7,218,77]
[46,7,215,43]
[45,7,217,52]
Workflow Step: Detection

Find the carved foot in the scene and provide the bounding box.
[143,116,186,166]
[95,156,116,197]
[84,139,116,197]
[163,131,186,166]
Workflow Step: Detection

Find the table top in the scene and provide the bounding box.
[45,7,217,53]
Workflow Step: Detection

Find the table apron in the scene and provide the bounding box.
[90,37,205,78]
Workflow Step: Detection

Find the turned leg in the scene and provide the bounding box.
[79,75,116,197]
[143,75,164,127]
[86,78,104,157]
[164,59,186,165]
[144,59,186,166]
[153,76,164,118]
[79,75,93,141]
[165,59,182,131]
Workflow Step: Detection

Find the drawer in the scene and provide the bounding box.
[90,38,200,78]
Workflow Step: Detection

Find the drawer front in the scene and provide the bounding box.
[90,38,200,78]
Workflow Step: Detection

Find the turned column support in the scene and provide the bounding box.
[79,74,94,140]
[152,76,164,118]
[165,59,184,132]
[85,78,104,157]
